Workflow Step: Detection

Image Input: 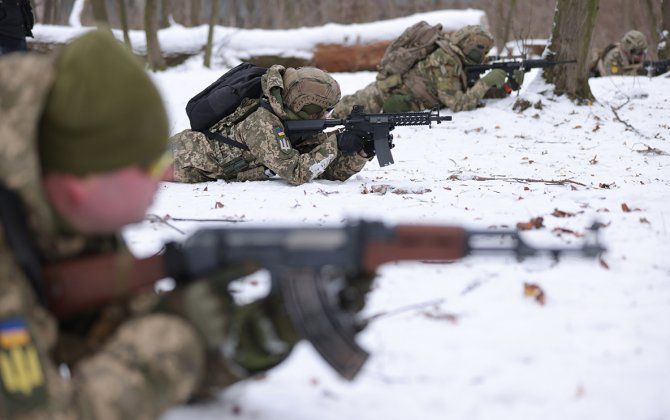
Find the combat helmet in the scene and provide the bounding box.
[451,25,494,64]
[283,67,341,118]
[620,30,648,57]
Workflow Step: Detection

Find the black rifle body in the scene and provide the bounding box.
[465,59,577,89]
[283,106,452,167]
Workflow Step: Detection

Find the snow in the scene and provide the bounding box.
[31,9,486,64]
[31,19,670,420]
[122,64,670,420]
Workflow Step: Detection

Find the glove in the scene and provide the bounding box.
[510,69,525,91]
[337,130,367,155]
[339,272,376,315]
[480,68,507,89]
[225,293,300,374]
[157,279,231,351]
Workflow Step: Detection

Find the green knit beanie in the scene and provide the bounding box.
[39,30,169,175]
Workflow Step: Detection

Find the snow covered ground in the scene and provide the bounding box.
[118,60,670,420]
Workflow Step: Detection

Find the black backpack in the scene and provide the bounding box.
[186,62,267,131]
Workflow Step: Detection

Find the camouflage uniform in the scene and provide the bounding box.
[0,49,210,420]
[332,26,493,118]
[596,30,648,76]
[171,65,368,185]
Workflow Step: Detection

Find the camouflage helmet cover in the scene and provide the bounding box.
[282,67,341,113]
[450,25,494,63]
[620,30,648,54]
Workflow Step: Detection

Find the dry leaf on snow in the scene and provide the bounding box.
[524,283,546,305]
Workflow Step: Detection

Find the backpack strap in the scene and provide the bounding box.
[199,130,250,151]
[0,184,47,306]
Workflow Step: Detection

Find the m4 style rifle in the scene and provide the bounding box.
[283,105,452,167]
[44,220,605,381]
[465,58,577,89]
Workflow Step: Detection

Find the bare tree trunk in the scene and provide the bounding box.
[190,0,201,26]
[203,0,220,67]
[543,0,599,103]
[145,0,166,71]
[644,0,659,60]
[90,0,110,25]
[661,0,670,59]
[160,0,170,28]
[116,0,132,49]
[500,0,518,55]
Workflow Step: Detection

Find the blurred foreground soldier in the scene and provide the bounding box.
[592,30,648,76]
[332,23,522,117]
[0,0,33,55]
[170,65,370,184]
[0,31,298,418]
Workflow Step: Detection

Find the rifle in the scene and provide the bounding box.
[465,58,577,90]
[643,59,670,76]
[44,220,605,381]
[283,105,452,168]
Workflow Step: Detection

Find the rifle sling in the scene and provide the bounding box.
[0,184,47,306]
[198,97,281,151]
[199,130,250,151]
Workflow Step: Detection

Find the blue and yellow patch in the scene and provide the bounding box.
[274,127,291,151]
[0,317,47,414]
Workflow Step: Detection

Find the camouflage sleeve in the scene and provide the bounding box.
[331,81,385,119]
[601,49,644,76]
[169,129,229,183]
[318,132,369,181]
[237,108,338,186]
[423,49,488,112]
[0,247,205,419]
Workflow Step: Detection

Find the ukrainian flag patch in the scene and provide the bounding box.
[0,317,47,414]
[274,127,291,151]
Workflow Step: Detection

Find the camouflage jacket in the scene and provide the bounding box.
[597,44,646,76]
[0,53,205,419]
[332,39,490,117]
[171,65,368,185]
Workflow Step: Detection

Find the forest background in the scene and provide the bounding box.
[30,0,669,58]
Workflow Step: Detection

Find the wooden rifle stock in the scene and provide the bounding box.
[44,251,166,321]
[362,225,468,273]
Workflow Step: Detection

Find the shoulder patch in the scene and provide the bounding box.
[274,127,292,151]
[0,317,47,416]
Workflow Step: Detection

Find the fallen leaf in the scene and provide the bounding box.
[552,227,584,237]
[599,183,612,189]
[621,203,641,212]
[573,125,582,129]
[524,283,546,305]
[203,186,208,191]
[640,217,650,224]
[517,217,544,230]
[523,186,530,191]
[599,258,610,270]
[552,208,576,218]
[214,201,224,209]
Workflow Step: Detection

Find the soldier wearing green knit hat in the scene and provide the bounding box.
[0,30,300,418]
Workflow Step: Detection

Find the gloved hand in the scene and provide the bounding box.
[510,69,525,91]
[480,68,507,89]
[157,279,231,351]
[339,271,377,315]
[337,129,367,155]
[225,293,300,374]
